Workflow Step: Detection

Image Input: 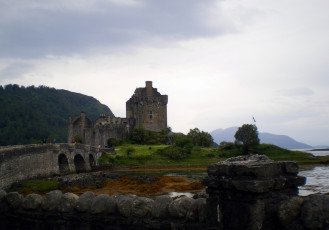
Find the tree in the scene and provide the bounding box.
[73,134,82,143]
[187,128,214,147]
[234,124,260,154]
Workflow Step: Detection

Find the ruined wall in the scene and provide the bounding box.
[126,81,168,132]
[67,113,92,144]
[68,114,133,147]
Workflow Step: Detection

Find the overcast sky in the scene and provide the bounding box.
[1,0,329,146]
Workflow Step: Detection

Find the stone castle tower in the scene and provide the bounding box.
[126,81,168,132]
[68,81,168,147]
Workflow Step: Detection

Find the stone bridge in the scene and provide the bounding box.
[0,143,103,190]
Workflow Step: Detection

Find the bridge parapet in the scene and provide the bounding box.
[0,144,101,190]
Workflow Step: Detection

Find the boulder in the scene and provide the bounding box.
[42,190,62,211]
[186,198,206,222]
[106,195,117,214]
[168,196,192,218]
[0,190,6,201]
[22,194,43,210]
[116,195,134,217]
[75,191,95,212]
[301,194,329,230]
[5,192,23,209]
[57,192,79,213]
[151,195,172,218]
[91,194,110,214]
[278,197,304,227]
[131,196,154,218]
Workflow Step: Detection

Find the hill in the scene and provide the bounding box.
[210,127,313,149]
[0,84,114,145]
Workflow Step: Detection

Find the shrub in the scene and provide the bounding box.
[107,138,120,148]
[158,145,188,160]
[218,142,236,151]
[98,152,116,164]
[73,134,82,143]
[126,147,136,156]
[205,152,216,158]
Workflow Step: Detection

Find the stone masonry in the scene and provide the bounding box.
[203,154,307,230]
[68,81,168,147]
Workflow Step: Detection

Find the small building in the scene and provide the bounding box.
[67,81,168,147]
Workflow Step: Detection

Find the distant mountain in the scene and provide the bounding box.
[314,145,329,149]
[210,127,313,149]
[0,84,114,145]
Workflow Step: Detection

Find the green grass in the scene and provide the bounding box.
[100,144,221,167]
[9,180,59,193]
[254,144,329,164]
[99,143,329,168]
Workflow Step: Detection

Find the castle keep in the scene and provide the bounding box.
[67,81,168,147]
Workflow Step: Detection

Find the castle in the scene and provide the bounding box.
[67,81,168,147]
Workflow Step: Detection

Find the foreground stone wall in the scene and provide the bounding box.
[203,155,329,230]
[0,190,206,230]
[1,153,328,229]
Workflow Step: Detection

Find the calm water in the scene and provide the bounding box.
[296,149,329,156]
[299,166,329,196]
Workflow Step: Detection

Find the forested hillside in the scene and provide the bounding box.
[0,84,114,145]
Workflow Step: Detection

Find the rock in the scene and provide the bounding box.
[75,191,95,212]
[42,190,62,211]
[196,198,207,223]
[106,195,117,214]
[131,196,154,218]
[232,179,275,193]
[0,190,7,202]
[151,195,172,218]
[22,194,43,210]
[278,197,304,228]
[91,194,110,214]
[57,192,79,213]
[185,198,207,222]
[168,196,192,218]
[116,195,133,217]
[186,199,198,221]
[5,192,23,209]
[283,162,299,174]
[301,194,329,230]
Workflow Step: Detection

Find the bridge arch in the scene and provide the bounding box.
[58,154,69,174]
[74,154,86,173]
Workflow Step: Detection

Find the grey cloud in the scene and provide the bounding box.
[276,88,314,97]
[0,62,33,81]
[0,0,230,58]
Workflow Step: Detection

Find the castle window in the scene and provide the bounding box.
[149,111,153,119]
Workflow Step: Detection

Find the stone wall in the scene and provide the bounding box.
[203,154,329,230]
[1,152,329,229]
[0,190,207,230]
[126,81,168,132]
[0,144,101,190]
[68,81,168,147]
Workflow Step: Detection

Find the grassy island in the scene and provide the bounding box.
[99,143,329,168]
